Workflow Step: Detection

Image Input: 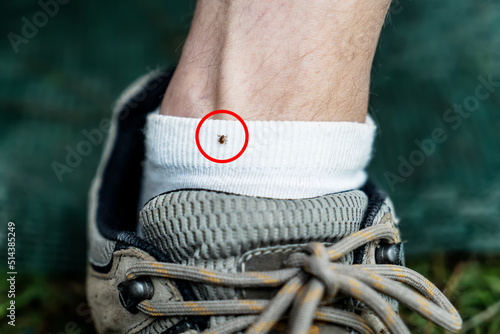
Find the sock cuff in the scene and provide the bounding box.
[142,111,376,200]
[146,113,375,169]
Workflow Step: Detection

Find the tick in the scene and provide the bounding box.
[218,135,228,144]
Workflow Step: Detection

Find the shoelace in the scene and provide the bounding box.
[124,224,462,334]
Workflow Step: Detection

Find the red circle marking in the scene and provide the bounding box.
[195,110,249,163]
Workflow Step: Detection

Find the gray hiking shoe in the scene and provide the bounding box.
[86,69,462,334]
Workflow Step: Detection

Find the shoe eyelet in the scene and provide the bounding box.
[375,242,403,265]
[118,277,154,313]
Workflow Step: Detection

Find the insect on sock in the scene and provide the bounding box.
[140,110,376,205]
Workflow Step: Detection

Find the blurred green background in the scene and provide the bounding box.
[0,0,499,333]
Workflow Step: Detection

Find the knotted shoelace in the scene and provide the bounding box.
[124,224,462,334]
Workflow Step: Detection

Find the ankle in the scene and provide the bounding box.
[161,0,390,122]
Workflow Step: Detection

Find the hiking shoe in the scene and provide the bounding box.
[86,69,462,334]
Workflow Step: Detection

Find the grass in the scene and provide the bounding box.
[1,255,499,334]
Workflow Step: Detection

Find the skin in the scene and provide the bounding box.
[161,0,392,122]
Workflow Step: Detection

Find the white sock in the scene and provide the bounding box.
[140,110,376,205]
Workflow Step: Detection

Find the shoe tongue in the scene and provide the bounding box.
[139,189,367,271]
